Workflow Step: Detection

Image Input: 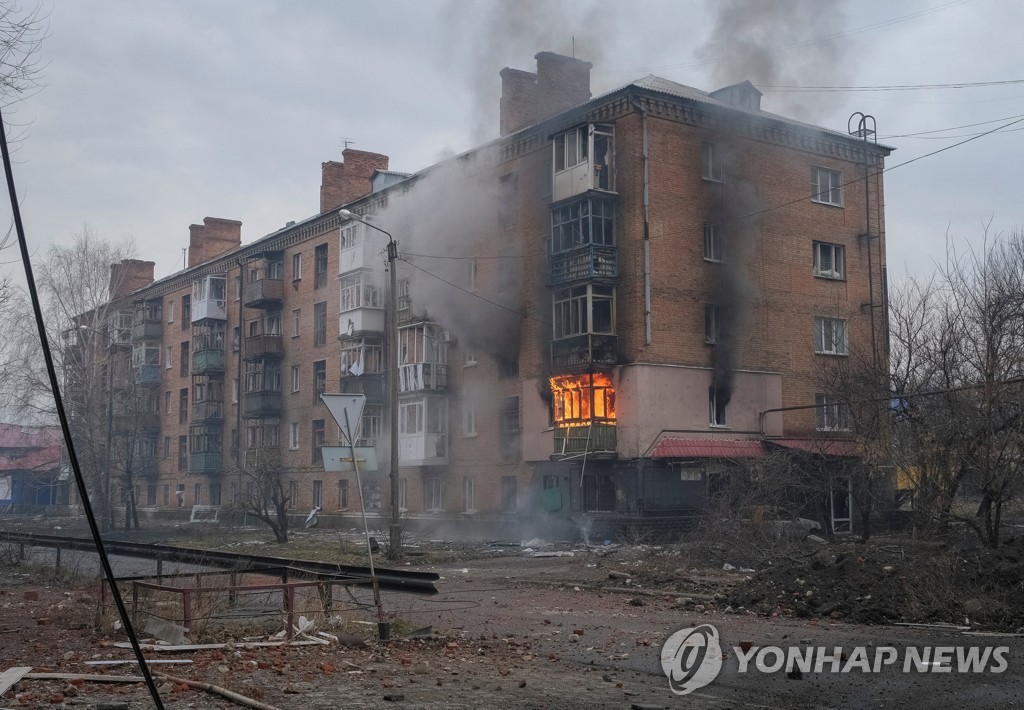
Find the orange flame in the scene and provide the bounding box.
[550,373,616,424]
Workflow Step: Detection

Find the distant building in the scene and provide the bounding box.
[0,423,66,510]
[70,51,890,537]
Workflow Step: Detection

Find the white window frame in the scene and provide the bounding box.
[703,223,724,262]
[815,393,851,431]
[166,300,175,323]
[291,365,300,393]
[424,478,445,513]
[812,167,843,206]
[463,349,477,367]
[292,253,302,280]
[463,476,476,513]
[552,284,615,340]
[704,304,720,344]
[814,316,849,356]
[813,241,845,280]
[289,422,300,450]
[701,142,723,182]
[340,272,383,312]
[340,222,361,251]
[165,345,173,369]
[554,126,588,173]
[292,309,301,337]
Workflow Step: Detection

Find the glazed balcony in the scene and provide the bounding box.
[192,401,224,422]
[134,364,161,385]
[399,363,447,393]
[192,348,226,375]
[243,278,284,309]
[189,451,223,474]
[132,320,163,341]
[243,390,282,418]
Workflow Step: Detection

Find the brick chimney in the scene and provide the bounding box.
[320,148,390,213]
[109,259,155,300]
[500,51,593,136]
[187,217,242,268]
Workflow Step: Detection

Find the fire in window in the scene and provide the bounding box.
[550,373,616,426]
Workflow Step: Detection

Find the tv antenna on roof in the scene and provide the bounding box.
[341,137,356,150]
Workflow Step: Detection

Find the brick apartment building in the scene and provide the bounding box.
[69,51,890,538]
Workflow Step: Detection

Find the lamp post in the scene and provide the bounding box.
[339,208,402,559]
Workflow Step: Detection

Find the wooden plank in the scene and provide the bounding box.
[0,666,33,697]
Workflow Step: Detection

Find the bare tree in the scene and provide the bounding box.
[233,448,291,544]
[0,0,46,105]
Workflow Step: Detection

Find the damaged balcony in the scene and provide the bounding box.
[550,373,617,457]
[551,334,617,370]
[399,363,448,393]
[243,276,284,309]
[550,244,617,285]
[554,423,617,457]
[341,373,385,401]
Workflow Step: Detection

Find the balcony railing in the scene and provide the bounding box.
[189,451,223,473]
[243,278,284,309]
[243,391,282,418]
[341,373,385,401]
[192,401,224,422]
[554,422,617,456]
[134,364,161,385]
[192,348,226,375]
[134,454,159,479]
[132,321,163,341]
[550,245,617,285]
[551,334,618,371]
[244,334,284,360]
[113,411,160,433]
[399,363,448,393]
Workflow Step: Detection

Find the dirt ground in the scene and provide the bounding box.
[2,522,1024,709]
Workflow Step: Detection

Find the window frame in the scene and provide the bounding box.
[314,243,328,289]
[701,142,723,182]
[703,223,725,262]
[814,316,849,356]
[813,241,846,280]
[815,393,851,431]
[811,167,843,207]
[709,386,729,427]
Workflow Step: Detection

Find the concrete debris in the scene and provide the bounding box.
[143,618,191,646]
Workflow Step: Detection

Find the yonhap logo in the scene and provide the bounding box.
[660,623,724,695]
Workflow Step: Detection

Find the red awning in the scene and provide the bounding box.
[649,438,769,459]
[767,438,860,457]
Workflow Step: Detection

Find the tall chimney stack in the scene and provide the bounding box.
[187,217,242,268]
[320,148,390,213]
[500,51,593,136]
[109,259,155,300]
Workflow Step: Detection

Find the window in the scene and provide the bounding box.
[398,478,407,511]
[194,483,202,506]
[314,243,328,289]
[232,326,240,352]
[466,258,477,292]
[235,275,242,301]
[813,241,845,279]
[167,300,175,323]
[292,309,301,337]
[179,388,188,424]
[705,304,720,344]
[424,478,445,512]
[267,261,282,279]
[264,313,282,336]
[358,404,383,446]
[553,284,615,339]
[292,253,302,280]
[313,301,327,346]
[176,483,185,506]
[816,393,851,431]
[209,482,221,506]
[312,419,325,464]
[165,346,173,369]
[337,480,349,510]
[232,378,239,403]
[709,386,728,427]
[462,403,477,437]
[398,278,411,313]
[288,480,298,507]
[291,365,300,393]
[178,436,188,471]
[341,223,360,250]
[163,436,170,459]
[550,198,615,253]
[313,360,326,403]
[164,390,171,413]
[312,480,323,508]
[289,422,300,450]
[463,349,477,366]
[181,295,191,328]
[501,476,517,512]
[814,316,848,355]
[500,397,521,459]
[554,125,588,172]
[342,338,383,376]
[703,223,725,262]
[463,477,476,513]
[162,484,170,507]
[340,272,383,312]
[180,341,189,377]
[812,167,843,206]
[701,142,723,182]
[244,360,281,393]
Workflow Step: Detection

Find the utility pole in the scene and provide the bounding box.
[339,209,402,559]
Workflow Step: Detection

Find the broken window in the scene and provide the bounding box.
[813,241,845,279]
[709,386,728,427]
[550,373,616,425]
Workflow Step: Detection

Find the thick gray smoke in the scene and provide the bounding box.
[696,0,852,122]
[439,0,611,143]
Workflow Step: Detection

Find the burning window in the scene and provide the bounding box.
[550,373,616,425]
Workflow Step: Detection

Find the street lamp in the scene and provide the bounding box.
[338,208,402,559]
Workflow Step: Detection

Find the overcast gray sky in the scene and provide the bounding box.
[3,0,1022,284]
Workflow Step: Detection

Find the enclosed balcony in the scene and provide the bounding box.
[243,391,281,418]
[191,275,227,322]
[340,373,385,401]
[192,321,226,374]
[552,123,615,203]
[554,423,617,456]
[192,401,224,422]
[106,311,134,347]
[193,348,225,374]
[550,244,617,285]
[398,395,448,467]
[189,424,223,473]
[134,453,159,479]
[550,373,617,457]
[551,334,618,371]
[243,277,284,309]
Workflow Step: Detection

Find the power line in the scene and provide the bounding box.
[760,78,1024,93]
[880,113,1024,138]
